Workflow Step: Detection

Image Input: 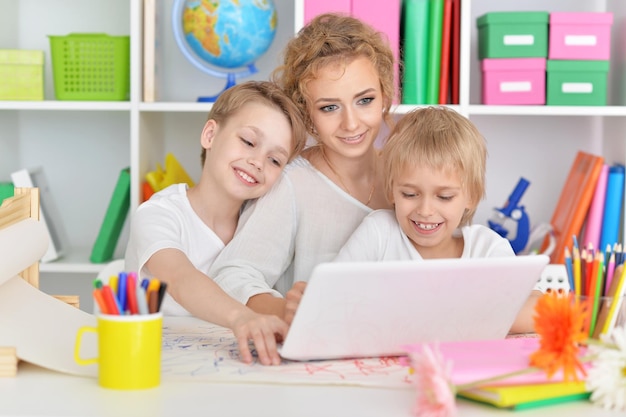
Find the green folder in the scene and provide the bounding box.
[401,0,430,104]
[426,0,444,104]
[90,167,131,263]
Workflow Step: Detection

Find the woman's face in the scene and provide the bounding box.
[306,56,384,159]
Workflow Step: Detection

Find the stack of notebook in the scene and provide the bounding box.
[404,337,590,410]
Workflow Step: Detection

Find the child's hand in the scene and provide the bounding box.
[284,281,307,325]
[231,310,288,366]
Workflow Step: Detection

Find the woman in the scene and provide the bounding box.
[208,13,396,321]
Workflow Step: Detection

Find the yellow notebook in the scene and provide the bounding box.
[458,381,589,409]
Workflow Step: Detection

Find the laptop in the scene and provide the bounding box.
[279,255,549,361]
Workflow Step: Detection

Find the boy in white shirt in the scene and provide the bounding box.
[287,107,543,333]
[125,81,306,365]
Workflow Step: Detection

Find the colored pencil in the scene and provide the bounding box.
[564,247,574,292]
[573,246,581,296]
[605,251,616,297]
[589,252,605,337]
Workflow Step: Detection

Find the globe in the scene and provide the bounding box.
[172,0,277,102]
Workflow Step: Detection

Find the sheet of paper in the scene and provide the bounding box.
[0,219,48,286]
[161,317,412,388]
[0,218,97,377]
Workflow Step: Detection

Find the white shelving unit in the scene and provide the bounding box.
[1,0,626,308]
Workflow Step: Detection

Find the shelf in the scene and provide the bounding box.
[138,102,215,113]
[0,101,131,111]
[39,246,111,274]
[467,105,626,117]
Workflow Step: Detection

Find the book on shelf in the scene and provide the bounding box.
[303,0,401,103]
[425,0,444,104]
[401,0,430,104]
[10,167,68,263]
[437,0,452,104]
[303,0,350,24]
[581,163,608,249]
[449,0,461,104]
[351,0,401,103]
[143,0,157,102]
[401,0,458,105]
[542,151,604,264]
[599,164,625,253]
[90,167,131,264]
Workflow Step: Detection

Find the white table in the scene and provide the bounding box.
[0,362,621,417]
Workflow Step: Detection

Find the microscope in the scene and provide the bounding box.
[488,177,531,254]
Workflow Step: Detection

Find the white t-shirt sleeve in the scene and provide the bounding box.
[125,200,186,279]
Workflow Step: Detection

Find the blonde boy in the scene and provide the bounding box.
[126,81,306,365]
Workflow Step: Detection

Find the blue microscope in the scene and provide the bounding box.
[488,177,531,254]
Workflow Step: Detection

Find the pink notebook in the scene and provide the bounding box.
[582,164,608,249]
[403,338,589,386]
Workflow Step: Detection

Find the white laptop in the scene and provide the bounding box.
[279,255,549,361]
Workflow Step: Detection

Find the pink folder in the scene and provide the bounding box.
[303,1,401,103]
[350,0,402,104]
[303,0,350,24]
[582,164,608,249]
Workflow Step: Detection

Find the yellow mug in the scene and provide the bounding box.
[74,313,162,389]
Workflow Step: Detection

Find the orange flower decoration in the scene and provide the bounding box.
[529,291,589,381]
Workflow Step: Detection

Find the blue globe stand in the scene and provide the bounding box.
[195,65,257,103]
[197,72,236,103]
[171,0,264,103]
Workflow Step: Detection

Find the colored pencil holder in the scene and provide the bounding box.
[573,295,626,338]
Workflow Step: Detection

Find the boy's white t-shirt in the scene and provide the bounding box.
[124,183,225,316]
[335,210,547,292]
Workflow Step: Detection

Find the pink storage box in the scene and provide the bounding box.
[481,58,546,105]
[549,12,613,60]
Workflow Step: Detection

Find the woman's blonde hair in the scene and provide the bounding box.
[382,107,487,226]
[271,13,395,137]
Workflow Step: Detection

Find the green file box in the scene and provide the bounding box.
[477,11,549,59]
[546,60,609,106]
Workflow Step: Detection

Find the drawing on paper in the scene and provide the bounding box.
[161,317,412,388]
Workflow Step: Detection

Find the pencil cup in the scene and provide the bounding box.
[74,313,162,389]
[574,295,626,338]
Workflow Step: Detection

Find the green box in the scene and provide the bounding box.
[48,33,130,101]
[477,12,549,59]
[0,50,44,100]
[546,60,609,106]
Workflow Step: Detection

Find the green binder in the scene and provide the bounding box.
[90,167,131,263]
[402,0,430,104]
[426,0,444,104]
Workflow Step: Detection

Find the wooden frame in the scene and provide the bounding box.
[0,187,40,288]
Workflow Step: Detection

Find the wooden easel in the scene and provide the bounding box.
[0,188,79,376]
[0,187,41,287]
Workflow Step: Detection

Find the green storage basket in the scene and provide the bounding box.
[48,33,130,101]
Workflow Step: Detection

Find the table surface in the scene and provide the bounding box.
[0,362,622,417]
